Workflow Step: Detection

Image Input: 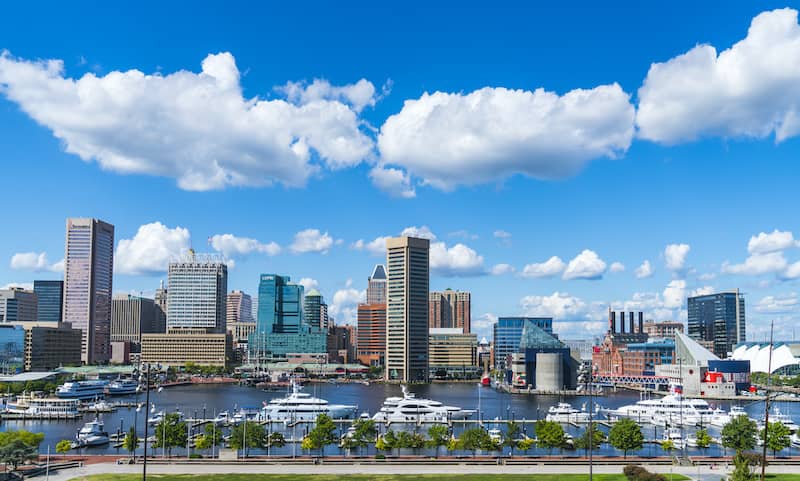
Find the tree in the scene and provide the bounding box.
[230,421,265,454]
[608,418,643,459]
[762,421,791,458]
[517,437,535,452]
[459,427,493,456]
[346,419,376,456]
[505,421,520,455]
[0,440,37,472]
[536,420,567,455]
[375,431,394,452]
[694,428,712,449]
[55,440,72,454]
[574,424,606,455]
[195,423,222,453]
[266,432,285,448]
[123,426,139,455]
[722,415,758,453]
[426,424,450,457]
[304,414,337,456]
[661,439,675,453]
[0,430,44,450]
[153,413,187,457]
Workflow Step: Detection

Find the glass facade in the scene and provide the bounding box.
[0,325,25,373]
[493,317,553,370]
[34,280,63,323]
[688,290,745,358]
[166,255,228,333]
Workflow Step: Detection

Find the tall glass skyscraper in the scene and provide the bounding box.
[63,218,114,364]
[493,317,553,370]
[166,252,228,333]
[34,280,63,324]
[303,289,328,329]
[688,289,745,358]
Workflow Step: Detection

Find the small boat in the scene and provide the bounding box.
[686,433,698,448]
[662,427,684,450]
[769,407,800,433]
[74,419,110,447]
[488,428,502,443]
[710,406,750,428]
[107,378,140,396]
[791,433,800,447]
[545,402,590,423]
[85,400,113,412]
[213,411,231,424]
[232,407,260,423]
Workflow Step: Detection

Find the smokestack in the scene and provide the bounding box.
[610,311,616,333]
[638,312,644,333]
[629,312,635,334]
[619,311,625,333]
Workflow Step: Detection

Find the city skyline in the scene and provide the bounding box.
[3,3,800,342]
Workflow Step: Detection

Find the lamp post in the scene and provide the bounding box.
[137,362,160,481]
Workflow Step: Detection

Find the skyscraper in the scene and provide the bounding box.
[111,294,157,349]
[0,288,38,323]
[385,236,430,382]
[226,290,254,325]
[429,289,471,332]
[366,264,387,304]
[357,303,386,366]
[688,289,745,358]
[166,251,228,333]
[34,280,63,324]
[303,289,328,329]
[63,217,114,364]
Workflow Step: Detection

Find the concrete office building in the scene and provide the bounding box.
[226,290,253,325]
[140,330,231,368]
[366,264,387,305]
[688,289,745,358]
[644,320,685,339]
[166,252,228,333]
[110,294,157,349]
[153,281,168,333]
[428,328,479,379]
[303,289,328,330]
[357,303,386,366]
[429,289,471,332]
[385,236,430,383]
[34,280,63,324]
[493,317,553,370]
[25,325,83,371]
[0,288,38,324]
[63,217,114,364]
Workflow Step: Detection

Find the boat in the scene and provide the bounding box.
[488,428,503,443]
[147,410,164,424]
[791,433,800,447]
[259,382,357,421]
[232,407,260,423]
[213,411,231,424]
[662,427,684,450]
[85,399,114,412]
[107,378,140,396]
[74,419,110,447]
[56,380,109,400]
[603,391,714,427]
[710,406,750,428]
[767,407,800,433]
[4,393,81,418]
[686,433,698,448]
[372,386,476,424]
[545,402,591,423]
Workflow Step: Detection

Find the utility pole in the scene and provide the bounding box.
[761,321,774,481]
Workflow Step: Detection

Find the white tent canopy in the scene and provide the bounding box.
[731,343,800,373]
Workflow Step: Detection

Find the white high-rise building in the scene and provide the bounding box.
[166,251,228,333]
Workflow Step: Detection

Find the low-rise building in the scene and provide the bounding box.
[428,328,479,379]
[140,330,231,368]
[643,320,685,339]
[24,325,82,371]
[0,288,37,324]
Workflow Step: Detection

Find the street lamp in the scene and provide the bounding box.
[136,362,161,481]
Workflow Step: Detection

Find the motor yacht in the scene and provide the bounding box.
[233,407,260,424]
[259,382,357,421]
[213,411,231,424]
[488,428,503,443]
[74,419,110,447]
[603,391,714,427]
[85,399,113,412]
[56,380,109,400]
[662,427,684,450]
[107,378,140,396]
[709,406,750,428]
[372,386,475,424]
[545,402,592,423]
[767,407,800,433]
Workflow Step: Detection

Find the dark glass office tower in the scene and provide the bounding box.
[34,280,63,324]
[687,289,745,358]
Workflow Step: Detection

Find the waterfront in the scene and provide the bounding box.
[5,382,800,458]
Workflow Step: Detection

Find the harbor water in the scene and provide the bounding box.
[6,382,799,458]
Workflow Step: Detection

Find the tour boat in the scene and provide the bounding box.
[75,419,110,447]
[545,402,592,423]
[106,378,140,396]
[259,382,357,421]
[372,385,475,424]
[56,380,109,400]
[5,393,80,418]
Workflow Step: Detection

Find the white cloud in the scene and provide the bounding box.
[690,285,715,297]
[635,260,654,279]
[297,278,319,292]
[1,282,33,290]
[209,233,280,258]
[747,229,800,254]
[329,286,365,324]
[400,225,437,240]
[290,229,335,254]
[115,222,191,275]
[277,78,377,113]
[785,261,800,279]
[553,320,607,338]
[664,243,690,271]
[637,8,800,144]
[449,230,478,240]
[378,83,634,189]
[493,230,512,239]
[697,272,717,281]
[490,263,515,276]
[722,251,788,276]
[521,256,565,278]
[0,51,373,191]
[609,262,625,273]
[369,166,416,198]
[430,242,485,277]
[756,293,799,313]
[663,280,687,309]
[351,237,388,256]
[562,250,607,280]
[10,252,63,272]
[472,313,498,339]
[520,291,591,319]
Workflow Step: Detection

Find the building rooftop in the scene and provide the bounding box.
[305,289,321,297]
[675,331,719,366]
[0,372,57,382]
[370,264,387,280]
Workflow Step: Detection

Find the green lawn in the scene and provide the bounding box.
[80,475,688,481]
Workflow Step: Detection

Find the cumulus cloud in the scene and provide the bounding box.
[297,277,319,292]
[690,285,715,297]
[662,279,687,309]
[664,243,691,271]
[520,291,593,319]
[400,225,437,240]
[562,250,607,280]
[609,262,625,273]
[756,293,799,313]
[521,256,565,278]
[10,252,63,272]
[472,313,498,338]
[637,8,800,144]
[490,263,515,276]
[635,260,654,279]
[748,229,800,254]
[722,251,788,276]
[369,166,416,198]
[277,78,377,113]
[378,84,635,189]
[209,233,280,258]
[290,229,335,254]
[351,236,388,256]
[329,284,365,324]
[430,241,485,277]
[115,222,191,275]
[0,51,373,191]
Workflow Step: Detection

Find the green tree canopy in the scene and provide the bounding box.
[458,427,495,455]
[0,440,37,472]
[721,415,758,454]
[123,426,139,454]
[153,413,187,457]
[695,428,712,449]
[230,421,265,451]
[305,414,338,455]
[574,424,606,453]
[0,430,44,450]
[195,422,223,452]
[608,418,643,459]
[426,424,450,457]
[762,421,791,457]
[536,420,567,454]
[55,440,72,454]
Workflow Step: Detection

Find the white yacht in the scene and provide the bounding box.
[107,378,140,396]
[710,406,750,427]
[5,393,80,418]
[259,382,357,421]
[488,428,503,443]
[213,411,231,424]
[545,402,592,423]
[75,419,110,447]
[604,392,714,426]
[56,380,109,400]
[233,407,260,423]
[767,407,800,433]
[662,427,684,450]
[372,386,475,424]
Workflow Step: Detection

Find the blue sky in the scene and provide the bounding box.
[2,1,800,341]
